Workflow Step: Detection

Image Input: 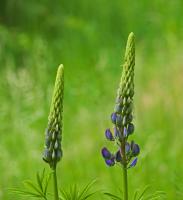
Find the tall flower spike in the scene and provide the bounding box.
[43,64,64,169]
[101,33,139,200]
[115,32,135,134]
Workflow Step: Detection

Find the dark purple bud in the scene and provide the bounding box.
[114,104,122,113]
[56,149,62,161]
[111,113,117,124]
[114,127,119,137]
[127,123,134,135]
[123,127,128,137]
[131,143,140,156]
[128,157,138,168]
[101,147,111,159]
[114,127,122,140]
[105,157,115,166]
[105,129,114,141]
[116,114,123,126]
[115,150,122,162]
[125,142,130,153]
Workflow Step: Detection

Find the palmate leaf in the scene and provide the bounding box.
[10,169,51,200]
[59,180,98,200]
[133,185,166,200]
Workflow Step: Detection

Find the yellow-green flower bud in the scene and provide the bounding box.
[43,64,64,169]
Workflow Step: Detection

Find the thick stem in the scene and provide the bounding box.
[53,166,59,200]
[123,165,128,200]
[120,133,128,200]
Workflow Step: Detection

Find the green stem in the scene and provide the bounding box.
[123,165,128,200]
[53,166,59,200]
[120,135,128,200]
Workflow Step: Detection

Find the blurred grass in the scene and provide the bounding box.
[0,1,183,199]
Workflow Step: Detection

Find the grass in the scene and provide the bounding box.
[0,1,183,199]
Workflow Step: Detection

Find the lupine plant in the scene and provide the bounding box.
[101,33,166,200]
[101,32,140,200]
[42,64,64,200]
[11,64,97,200]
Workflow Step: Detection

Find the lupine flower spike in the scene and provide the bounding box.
[43,64,64,200]
[101,33,140,200]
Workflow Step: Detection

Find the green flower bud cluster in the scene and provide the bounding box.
[43,64,64,169]
[114,32,135,138]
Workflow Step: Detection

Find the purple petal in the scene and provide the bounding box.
[105,158,115,166]
[115,150,122,162]
[132,143,140,156]
[111,113,117,124]
[105,129,114,141]
[125,142,130,153]
[128,157,138,168]
[101,147,111,159]
[114,127,122,140]
[127,123,134,135]
[123,127,128,137]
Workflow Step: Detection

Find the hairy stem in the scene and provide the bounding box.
[53,166,59,200]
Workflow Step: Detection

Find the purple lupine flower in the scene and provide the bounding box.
[114,127,119,138]
[115,150,122,162]
[125,142,131,153]
[101,147,112,159]
[105,158,115,166]
[128,157,138,168]
[105,129,114,141]
[131,143,140,156]
[127,123,134,135]
[111,113,117,124]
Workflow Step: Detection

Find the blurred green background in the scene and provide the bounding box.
[0,0,183,199]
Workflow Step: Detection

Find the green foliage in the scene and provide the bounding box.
[60,180,98,200]
[10,169,51,200]
[104,186,166,200]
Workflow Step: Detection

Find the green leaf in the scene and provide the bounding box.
[136,185,150,200]
[24,180,43,196]
[104,192,122,200]
[10,188,42,198]
[78,180,96,199]
[143,191,166,200]
[44,172,51,195]
[133,190,138,200]
[37,172,43,192]
[60,180,98,200]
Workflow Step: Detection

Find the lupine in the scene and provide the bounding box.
[101,33,140,200]
[43,64,64,200]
